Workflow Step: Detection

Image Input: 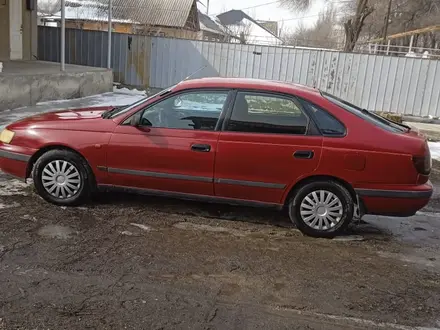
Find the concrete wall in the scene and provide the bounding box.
[0,70,113,110]
[0,1,10,60]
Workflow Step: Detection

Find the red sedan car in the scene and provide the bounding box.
[0,78,433,237]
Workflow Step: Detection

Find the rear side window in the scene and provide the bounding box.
[322,92,407,133]
[301,100,346,136]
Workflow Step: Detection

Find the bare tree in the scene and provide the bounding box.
[226,20,253,44]
[217,7,256,44]
[343,0,374,51]
[281,0,374,51]
[38,0,61,15]
[280,0,315,11]
[354,0,440,52]
[282,5,343,49]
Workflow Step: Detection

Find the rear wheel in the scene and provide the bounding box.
[32,149,94,206]
[288,180,354,238]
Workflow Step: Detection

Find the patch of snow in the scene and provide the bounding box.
[0,179,31,196]
[38,225,75,239]
[0,202,21,209]
[332,235,365,242]
[405,51,418,58]
[429,142,440,160]
[20,214,37,222]
[130,223,152,232]
[113,86,147,96]
[416,211,440,218]
[36,91,144,108]
[173,222,246,237]
[42,5,138,24]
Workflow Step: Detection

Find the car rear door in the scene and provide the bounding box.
[105,89,233,196]
[214,90,323,205]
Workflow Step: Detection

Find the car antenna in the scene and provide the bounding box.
[159,66,208,97]
[181,65,207,82]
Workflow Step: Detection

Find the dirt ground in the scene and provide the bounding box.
[1,169,440,329]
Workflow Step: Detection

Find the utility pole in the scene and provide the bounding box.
[382,0,392,44]
[60,0,65,71]
[107,0,112,69]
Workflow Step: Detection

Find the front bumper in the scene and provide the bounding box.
[355,182,433,217]
[0,145,34,180]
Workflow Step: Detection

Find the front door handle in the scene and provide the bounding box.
[294,150,314,159]
[191,144,211,152]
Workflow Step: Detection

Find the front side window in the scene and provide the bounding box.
[136,91,228,131]
[226,92,309,135]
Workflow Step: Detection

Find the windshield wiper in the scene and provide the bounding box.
[101,106,126,119]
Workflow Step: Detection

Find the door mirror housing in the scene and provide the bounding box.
[130,112,151,132]
[130,112,141,126]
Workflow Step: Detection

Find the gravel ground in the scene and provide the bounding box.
[1,171,440,329]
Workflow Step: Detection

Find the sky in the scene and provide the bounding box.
[198,0,327,32]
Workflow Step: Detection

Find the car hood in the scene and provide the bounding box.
[7,106,116,131]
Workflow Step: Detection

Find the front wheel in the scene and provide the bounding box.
[32,149,93,206]
[288,181,354,238]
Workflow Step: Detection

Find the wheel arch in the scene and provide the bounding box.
[26,144,93,181]
[283,175,357,206]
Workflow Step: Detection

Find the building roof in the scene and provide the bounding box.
[198,10,226,35]
[216,10,283,42]
[39,0,199,29]
[117,0,197,28]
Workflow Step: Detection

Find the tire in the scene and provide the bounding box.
[288,180,354,238]
[32,149,94,206]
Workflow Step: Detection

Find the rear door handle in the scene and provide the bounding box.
[191,144,211,152]
[294,150,314,159]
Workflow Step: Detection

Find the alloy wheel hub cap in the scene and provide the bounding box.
[300,190,344,231]
[41,160,81,199]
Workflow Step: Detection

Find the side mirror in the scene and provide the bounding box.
[130,112,141,126]
[130,113,151,132]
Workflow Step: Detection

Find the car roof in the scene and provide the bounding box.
[173,77,322,99]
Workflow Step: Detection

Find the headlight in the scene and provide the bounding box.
[0,129,15,144]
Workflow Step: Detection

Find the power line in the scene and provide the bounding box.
[278,12,346,22]
[209,0,282,16]
[240,0,282,11]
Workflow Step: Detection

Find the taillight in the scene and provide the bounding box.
[412,146,431,175]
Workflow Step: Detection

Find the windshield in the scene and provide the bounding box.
[107,85,176,119]
[321,92,408,133]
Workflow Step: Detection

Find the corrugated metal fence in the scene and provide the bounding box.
[38,26,440,116]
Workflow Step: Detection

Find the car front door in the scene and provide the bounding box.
[105,89,232,196]
[214,91,323,205]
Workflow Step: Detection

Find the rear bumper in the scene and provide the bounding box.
[356,183,433,217]
[0,147,33,180]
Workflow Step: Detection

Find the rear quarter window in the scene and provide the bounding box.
[300,99,346,137]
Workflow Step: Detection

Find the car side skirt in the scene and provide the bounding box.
[97,184,284,210]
